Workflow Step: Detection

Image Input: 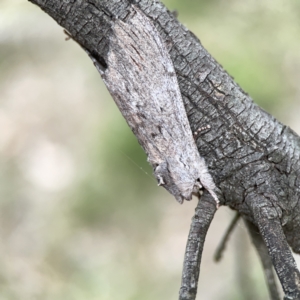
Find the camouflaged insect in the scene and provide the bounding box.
[93,6,219,205]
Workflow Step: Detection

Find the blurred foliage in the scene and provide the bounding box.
[0,0,299,299]
[70,122,158,228]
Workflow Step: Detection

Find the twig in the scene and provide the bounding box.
[214,212,240,262]
[247,194,300,299]
[245,220,281,300]
[179,192,217,300]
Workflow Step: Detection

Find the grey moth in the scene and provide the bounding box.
[92,6,219,205]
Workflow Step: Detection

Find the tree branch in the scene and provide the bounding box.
[179,192,216,300]
[245,219,281,300]
[27,0,300,298]
[214,212,240,262]
[247,194,300,299]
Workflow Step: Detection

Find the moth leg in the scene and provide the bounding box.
[245,219,281,300]
[154,162,170,188]
[247,194,300,299]
[214,212,240,262]
[179,192,217,300]
[153,163,167,185]
[157,175,165,186]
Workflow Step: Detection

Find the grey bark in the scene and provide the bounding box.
[215,214,281,299]
[214,212,240,262]
[28,0,300,299]
[179,192,216,300]
[245,219,281,300]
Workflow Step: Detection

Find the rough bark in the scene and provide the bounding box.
[214,212,240,262]
[245,219,281,300]
[179,192,216,300]
[28,0,300,298]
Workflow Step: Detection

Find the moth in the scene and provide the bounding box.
[92,6,219,205]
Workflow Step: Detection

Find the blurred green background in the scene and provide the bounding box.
[0,0,300,299]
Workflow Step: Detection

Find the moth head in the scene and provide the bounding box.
[154,160,198,204]
[175,178,203,202]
